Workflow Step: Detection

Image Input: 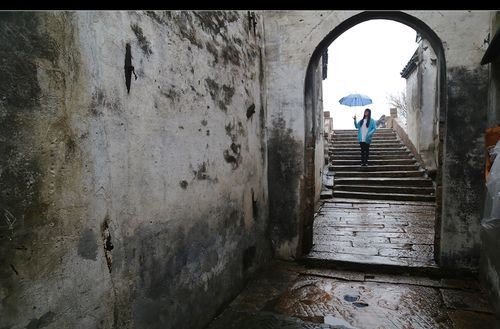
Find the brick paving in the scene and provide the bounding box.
[206,261,498,329]
[305,198,437,269]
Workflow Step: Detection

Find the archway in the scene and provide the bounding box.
[303,11,446,265]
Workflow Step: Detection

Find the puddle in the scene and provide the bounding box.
[343,294,359,302]
[352,301,369,308]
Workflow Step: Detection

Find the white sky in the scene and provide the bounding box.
[323,19,418,130]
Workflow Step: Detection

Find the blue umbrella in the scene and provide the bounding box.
[339,93,373,107]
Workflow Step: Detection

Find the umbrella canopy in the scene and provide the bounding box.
[339,93,373,107]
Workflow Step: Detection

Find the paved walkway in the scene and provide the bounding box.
[207,261,498,329]
[304,198,437,271]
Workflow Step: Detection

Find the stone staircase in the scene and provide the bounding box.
[326,128,435,202]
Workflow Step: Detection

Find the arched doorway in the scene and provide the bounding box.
[303,11,446,265]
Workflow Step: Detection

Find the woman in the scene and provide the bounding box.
[353,108,377,166]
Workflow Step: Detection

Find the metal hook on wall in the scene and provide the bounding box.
[247,11,257,35]
[124,43,137,94]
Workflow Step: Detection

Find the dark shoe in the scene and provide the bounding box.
[361,163,367,167]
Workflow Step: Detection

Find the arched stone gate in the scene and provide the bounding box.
[265,10,490,270]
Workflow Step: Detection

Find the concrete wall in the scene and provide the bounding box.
[0,11,271,329]
[263,10,491,269]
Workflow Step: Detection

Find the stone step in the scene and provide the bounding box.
[333,184,435,195]
[329,149,411,156]
[332,136,398,141]
[334,170,425,178]
[330,154,414,160]
[330,147,408,152]
[332,133,396,138]
[330,159,416,166]
[331,139,399,144]
[332,143,404,148]
[333,140,401,145]
[330,165,420,172]
[332,190,436,202]
[334,177,434,187]
[320,189,333,199]
[333,128,394,134]
[327,127,435,202]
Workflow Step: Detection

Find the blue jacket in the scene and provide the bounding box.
[354,118,377,144]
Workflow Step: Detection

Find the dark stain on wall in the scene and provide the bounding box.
[221,44,240,66]
[223,147,241,169]
[206,41,219,64]
[194,162,209,180]
[443,66,488,268]
[0,13,53,307]
[267,115,303,250]
[89,89,121,116]
[179,180,188,189]
[131,23,153,57]
[0,13,88,327]
[230,142,240,155]
[246,104,256,119]
[252,189,259,220]
[259,106,265,131]
[89,90,104,116]
[225,121,245,139]
[0,12,57,109]
[205,79,234,112]
[222,85,235,108]
[144,11,172,26]
[223,120,245,170]
[259,105,266,162]
[192,11,239,38]
[146,11,241,57]
[77,228,98,260]
[124,204,258,329]
[160,88,179,102]
[172,12,204,49]
[243,245,256,270]
[206,78,219,101]
[64,136,77,161]
[102,215,113,272]
[258,47,264,85]
[25,311,56,329]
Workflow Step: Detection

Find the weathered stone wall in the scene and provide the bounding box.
[405,39,438,173]
[263,10,491,269]
[0,10,270,329]
[480,11,500,321]
[419,39,439,172]
[315,61,325,203]
[405,53,420,151]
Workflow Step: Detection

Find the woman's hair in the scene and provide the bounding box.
[363,108,371,127]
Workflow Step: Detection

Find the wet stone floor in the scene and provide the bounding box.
[305,198,438,270]
[206,261,499,329]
